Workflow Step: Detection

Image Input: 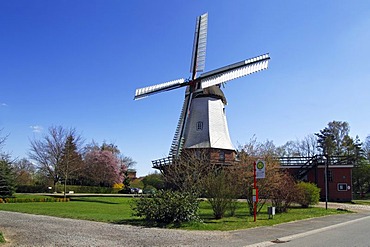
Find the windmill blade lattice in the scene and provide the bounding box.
[199,54,270,89]
[190,13,208,76]
[134,78,186,100]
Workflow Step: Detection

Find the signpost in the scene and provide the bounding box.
[256,160,266,179]
[253,160,265,222]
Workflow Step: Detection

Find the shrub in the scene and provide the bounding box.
[295,182,320,207]
[132,190,200,225]
[203,171,237,219]
[16,185,50,193]
[269,172,298,213]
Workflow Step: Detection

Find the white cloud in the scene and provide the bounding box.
[30,125,43,133]
[1,103,8,107]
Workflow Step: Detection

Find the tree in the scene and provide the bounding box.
[29,126,82,191]
[60,135,84,196]
[82,142,130,187]
[0,130,16,199]
[142,172,164,190]
[84,149,123,187]
[315,121,351,156]
[363,135,370,161]
[12,158,36,186]
[162,150,216,194]
[352,159,370,197]
[238,138,299,214]
[0,157,16,200]
[0,128,8,151]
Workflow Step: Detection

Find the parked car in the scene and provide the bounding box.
[130,188,143,194]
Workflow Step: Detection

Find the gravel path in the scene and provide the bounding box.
[0,211,231,247]
[1,204,370,247]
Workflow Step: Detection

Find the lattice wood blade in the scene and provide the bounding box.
[190,13,208,75]
[168,93,191,157]
[199,53,270,89]
[134,78,186,100]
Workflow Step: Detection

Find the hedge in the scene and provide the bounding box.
[0,197,70,203]
[16,185,120,194]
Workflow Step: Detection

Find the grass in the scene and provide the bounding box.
[352,200,370,206]
[0,232,5,244]
[0,195,348,231]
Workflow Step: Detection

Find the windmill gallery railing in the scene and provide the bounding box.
[279,155,356,180]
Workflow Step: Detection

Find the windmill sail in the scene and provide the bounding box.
[134,78,186,100]
[169,93,191,157]
[199,54,270,89]
[190,13,208,76]
[169,13,208,158]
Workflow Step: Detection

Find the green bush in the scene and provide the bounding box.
[16,185,49,193]
[295,182,320,207]
[132,190,200,225]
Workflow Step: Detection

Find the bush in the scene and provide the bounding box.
[269,172,298,213]
[203,171,237,219]
[132,190,200,225]
[16,185,50,193]
[295,182,320,207]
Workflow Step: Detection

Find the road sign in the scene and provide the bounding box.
[256,160,266,179]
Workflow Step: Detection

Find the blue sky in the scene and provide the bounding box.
[1,1,370,176]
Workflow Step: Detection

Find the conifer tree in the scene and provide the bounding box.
[0,158,16,200]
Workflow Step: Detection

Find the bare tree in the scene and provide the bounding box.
[277,134,319,157]
[162,150,216,194]
[28,126,83,191]
[0,128,9,156]
[363,135,370,161]
[237,138,299,214]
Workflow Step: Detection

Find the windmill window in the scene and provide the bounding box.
[196,121,203,131]
[219,151,225,161]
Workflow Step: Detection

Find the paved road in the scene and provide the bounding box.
[1,204,370,247]
[269,215,370,247]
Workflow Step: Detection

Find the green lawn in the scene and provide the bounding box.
[352,200,370,206]
[0,195,348,231]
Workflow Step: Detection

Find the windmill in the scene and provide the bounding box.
[134,13,270,169]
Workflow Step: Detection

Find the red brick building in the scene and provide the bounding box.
[280,156,353,202]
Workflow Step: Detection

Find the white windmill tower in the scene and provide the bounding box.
[134,13,270,169]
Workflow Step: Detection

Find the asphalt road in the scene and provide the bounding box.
[264,215,370,247]
[1,204,370,247]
